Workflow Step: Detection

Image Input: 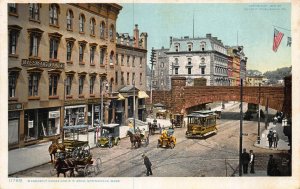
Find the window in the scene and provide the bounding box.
[175,45,179,52]
[8,3,17,14]
[110,51,114,66]
[115,72,118,85]
[49,38,59,60]
[66,76,72,95]
[90,18,95,36]
[201,57,205,63]
[78,42,86,63]
[116,54,119,65]
[29,32,42,57]
[121,54,124,65]
[28,73,40,96]
[121,72,124,85]
[188,68,191,75]
[9,31,17,55]
[175,58,178,65]
[201,67,205,74]
[161,62,164,68]
[127,72,130,85]
[100,48,106,65]
[66,10,73,30]
[29,4,40,21]
[127,55,130,66]
[66,42,73,61]
[49,4,59,26]
[100,21,105,39]
[188,44,192,51]
[139,73,142,85]
[188,58,192,65]
[49,74,58,96]
[109,25,114,41]
[139,57,142,68]
[132,56,135,67]
[79,14,85,33]
[9,74,17,98]
[90,46,96,65]
[132,73,135,84]
[175,68,178,75]
[90,76,95,94]
[79,76,84,95]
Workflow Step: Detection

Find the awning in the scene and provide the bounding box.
[117,93,125,100]
[138,91,149,99]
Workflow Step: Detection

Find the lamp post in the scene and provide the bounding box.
[257,83,261,144]
[98,74,107,139]
[133,80,136,133]
[62,78,66,144]
[239,79,243,176]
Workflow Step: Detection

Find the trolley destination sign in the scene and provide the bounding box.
[21,59,65,69]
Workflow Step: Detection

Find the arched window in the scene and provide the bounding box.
[79,14,85,33]
[49,4,59,26]
[66,9,73,30]
[110,51,114,65]
[109,24,114,41]
[90,18,95,36]
[100,21,105,39]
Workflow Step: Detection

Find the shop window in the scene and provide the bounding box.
[90,18,95,36]
[90,76,95,94]
[66,9,73,30]
[28,73,40,96]
[49,4,59,26]
[29,3,40,21]
[100,21,105,39]
[79,14,85,33]
[9,74,17,98]
[100,48,106,65]
[49,74,58,96]
[90,46,96,65]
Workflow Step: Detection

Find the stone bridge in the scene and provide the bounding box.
[151,76,291,116]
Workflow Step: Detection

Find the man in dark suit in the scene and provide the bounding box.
[241,148,250,174]
[142,153,152,176]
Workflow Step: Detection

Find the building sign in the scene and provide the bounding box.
[8,103,23,111]
[21,59,64,69]
[49,111,60,119]
[64,100,86,106]
[28,120,34,128]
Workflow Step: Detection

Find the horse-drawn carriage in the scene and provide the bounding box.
[49,125,101,177]
[97,124,121,148]
[170,113,185,128]
[127,127,150,148]
[157,129,176,149]
[148,119,161,135]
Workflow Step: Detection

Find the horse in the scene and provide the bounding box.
[55,157,77,177]
[48,139,65,163]
[126,130,141,148]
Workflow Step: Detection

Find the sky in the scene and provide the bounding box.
[116,3,291,73]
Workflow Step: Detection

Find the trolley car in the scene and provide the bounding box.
[186,110,218,138]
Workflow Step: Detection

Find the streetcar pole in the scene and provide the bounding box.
[239,79,243,176]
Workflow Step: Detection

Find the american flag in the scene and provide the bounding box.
[273,28,284,52]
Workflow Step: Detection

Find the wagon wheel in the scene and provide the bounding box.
[170,142,175,149]
[84,164,95,177]
[49,163,56,176]
[95,158,102,174]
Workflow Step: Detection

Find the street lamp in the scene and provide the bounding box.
[257,83,261,144]
[239,79,243,176]
[98,74,107,139]
[133,80,136,133]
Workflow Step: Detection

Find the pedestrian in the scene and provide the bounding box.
[142,154,152,176]
[249,150,255,174]
[241,148,250,174]
[267,154,276,176]
[267,130,273,148]
[272,130,279,148]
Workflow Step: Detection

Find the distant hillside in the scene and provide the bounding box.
[263,67,292,84]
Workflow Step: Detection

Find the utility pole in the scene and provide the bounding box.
[239,79,243,176]
[133,80,136,133]
[257,83,261,144]
[150,47,155,110]
[265,97,269,129]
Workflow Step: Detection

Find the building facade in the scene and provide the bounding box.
[8,3,122,149]
[152,47,169,90]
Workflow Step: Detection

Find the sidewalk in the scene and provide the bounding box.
[254,122,290,151]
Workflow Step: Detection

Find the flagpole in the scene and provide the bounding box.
[272,25,291,32]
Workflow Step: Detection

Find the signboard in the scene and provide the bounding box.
[8,103,23,111]
[95,106,100,113]
[21,59,64,69]
[28,120,34,128]
[49,111,60,119]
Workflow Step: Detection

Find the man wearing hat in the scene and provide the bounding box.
[272,130,279,148]
[142,154,152,176]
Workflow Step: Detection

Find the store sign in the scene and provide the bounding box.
[21,59,64,69]
[8,103,23,111]
[65,100,86,106]
[49,111,60,119]
[28,120,34,128]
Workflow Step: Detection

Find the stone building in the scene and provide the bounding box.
[227,46,247,86]
[115,24,148,123]
[7,3,122,149]
[152,47,170,90]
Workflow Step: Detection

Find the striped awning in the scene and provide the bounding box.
[138,91,149,99]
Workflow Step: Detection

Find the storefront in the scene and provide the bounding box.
[24,107,60,141]
[8,103,22,147]
[64,105,86,126]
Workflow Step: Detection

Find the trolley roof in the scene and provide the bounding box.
[102,123,120,128]
[187,110,217,117]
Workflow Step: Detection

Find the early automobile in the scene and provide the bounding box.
[186,110,218,138]
[170,113,185,128]
[97,124,121,148]
[157,129,176,149]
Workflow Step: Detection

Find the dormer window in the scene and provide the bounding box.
[187,43,193,52]
[175,44,179,52]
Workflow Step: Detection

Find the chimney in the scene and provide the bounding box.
[206,33,212,38]
[134,24,139,48]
